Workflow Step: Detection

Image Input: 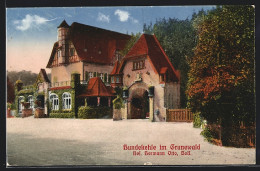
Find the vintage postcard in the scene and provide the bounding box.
[6,5,256,166]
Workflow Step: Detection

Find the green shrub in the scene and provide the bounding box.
[193,112,202,128]
[49,112,75,118]
[78,106,112,119]
[200,127,213,142]
[113,96,124,109]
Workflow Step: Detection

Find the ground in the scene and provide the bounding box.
[6,117,255,166]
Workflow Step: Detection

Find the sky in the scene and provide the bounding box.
[6,6,215,74]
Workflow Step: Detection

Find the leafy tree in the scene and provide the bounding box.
[120,32,141,57]
[7,77,15,103]
[143,15,203,108]
[7,70,51,86]
[186,6,255,126]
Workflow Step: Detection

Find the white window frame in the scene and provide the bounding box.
[100,73,104,81]
[116,76,120,83]
[28,95,34,109]
[89,72,93,78]
[111,76,114,83]
[18,96,25,114]
[62,92,71,110]
[50,93,59,110]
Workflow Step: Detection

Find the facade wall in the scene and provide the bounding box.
[122,57,167,121]
[51,62,83,82]
[83,63,114,82]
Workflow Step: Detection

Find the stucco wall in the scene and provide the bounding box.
[51,62,83,82]
[122,57,167,121]
[83,63,114,81]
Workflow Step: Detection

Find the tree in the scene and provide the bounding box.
[186,6,255,126]
[120,32,141,57]
[143,16,202,108]
[7,77,15,103]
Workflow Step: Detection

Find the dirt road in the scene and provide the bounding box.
[6,117,255,166]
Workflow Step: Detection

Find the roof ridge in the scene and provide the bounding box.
[152,34,180,81]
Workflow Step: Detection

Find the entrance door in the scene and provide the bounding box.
[130,90,149,119]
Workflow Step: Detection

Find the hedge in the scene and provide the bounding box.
[193,112,202,128]
[78,106,112,119]
[49,112,75,118]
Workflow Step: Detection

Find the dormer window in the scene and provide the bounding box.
[58,50,61,57]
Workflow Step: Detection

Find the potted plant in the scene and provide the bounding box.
[34,100,45,118]
[21,101,32,118]
[6,103,11,118]
[10,103,16,117]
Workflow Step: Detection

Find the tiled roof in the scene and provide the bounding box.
[47,21,131,68]
[110,60,121,75]
[46,42,58,68]
[69,22,131,64]
[50,86,72,90]
[119,34,180,82]
[79,77,115,97]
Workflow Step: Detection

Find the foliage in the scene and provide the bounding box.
[49,112,75,118]
[113,96,124,109]
[7,103,12,109]
[119,32,141,57]
[8,70,51,86]
[143,15,203,107]
[7,77,15,103]
[200,127,213,142]
[186,6,255,127]
[78,106,112,119]
[193,112,202,128]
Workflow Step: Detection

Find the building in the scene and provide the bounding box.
[15,20,180,121]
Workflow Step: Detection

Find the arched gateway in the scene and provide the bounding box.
[128,82,150,119]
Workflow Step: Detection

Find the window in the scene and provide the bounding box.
[62,93,71,110]
[58,50,61,57]
[133,60,145,70]
[116,76,120,83]
[89,72,93,78]
[18,96,25,114]
[70,48,75,56]
[100,73,104,81]
[50,94,59,110]
[111,76,115,83]
[28,95,34,109]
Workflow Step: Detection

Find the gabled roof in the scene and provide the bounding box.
[35,69,50,85]
[118,34,180,82]
[110,60,120,75]
[79,77,115,97]
[47,21,131,68]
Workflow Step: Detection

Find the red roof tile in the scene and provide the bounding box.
[160,67,168,74]
[79,77,115,97]
[110,60,121,75]
[119,34,180,82]
[47,22,131,68]
[50,86,72,90]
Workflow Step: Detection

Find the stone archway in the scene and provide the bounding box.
[128,82,150,119]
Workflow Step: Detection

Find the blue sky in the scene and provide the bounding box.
[6,6,215,73]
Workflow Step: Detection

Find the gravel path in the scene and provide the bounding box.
[6,117,255,166]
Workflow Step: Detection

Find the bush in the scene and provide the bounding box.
[49,112,75,118]
[200,127,213,142]
[78,106,112,119]
[113,96,124,109]
[193,112,202,128]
